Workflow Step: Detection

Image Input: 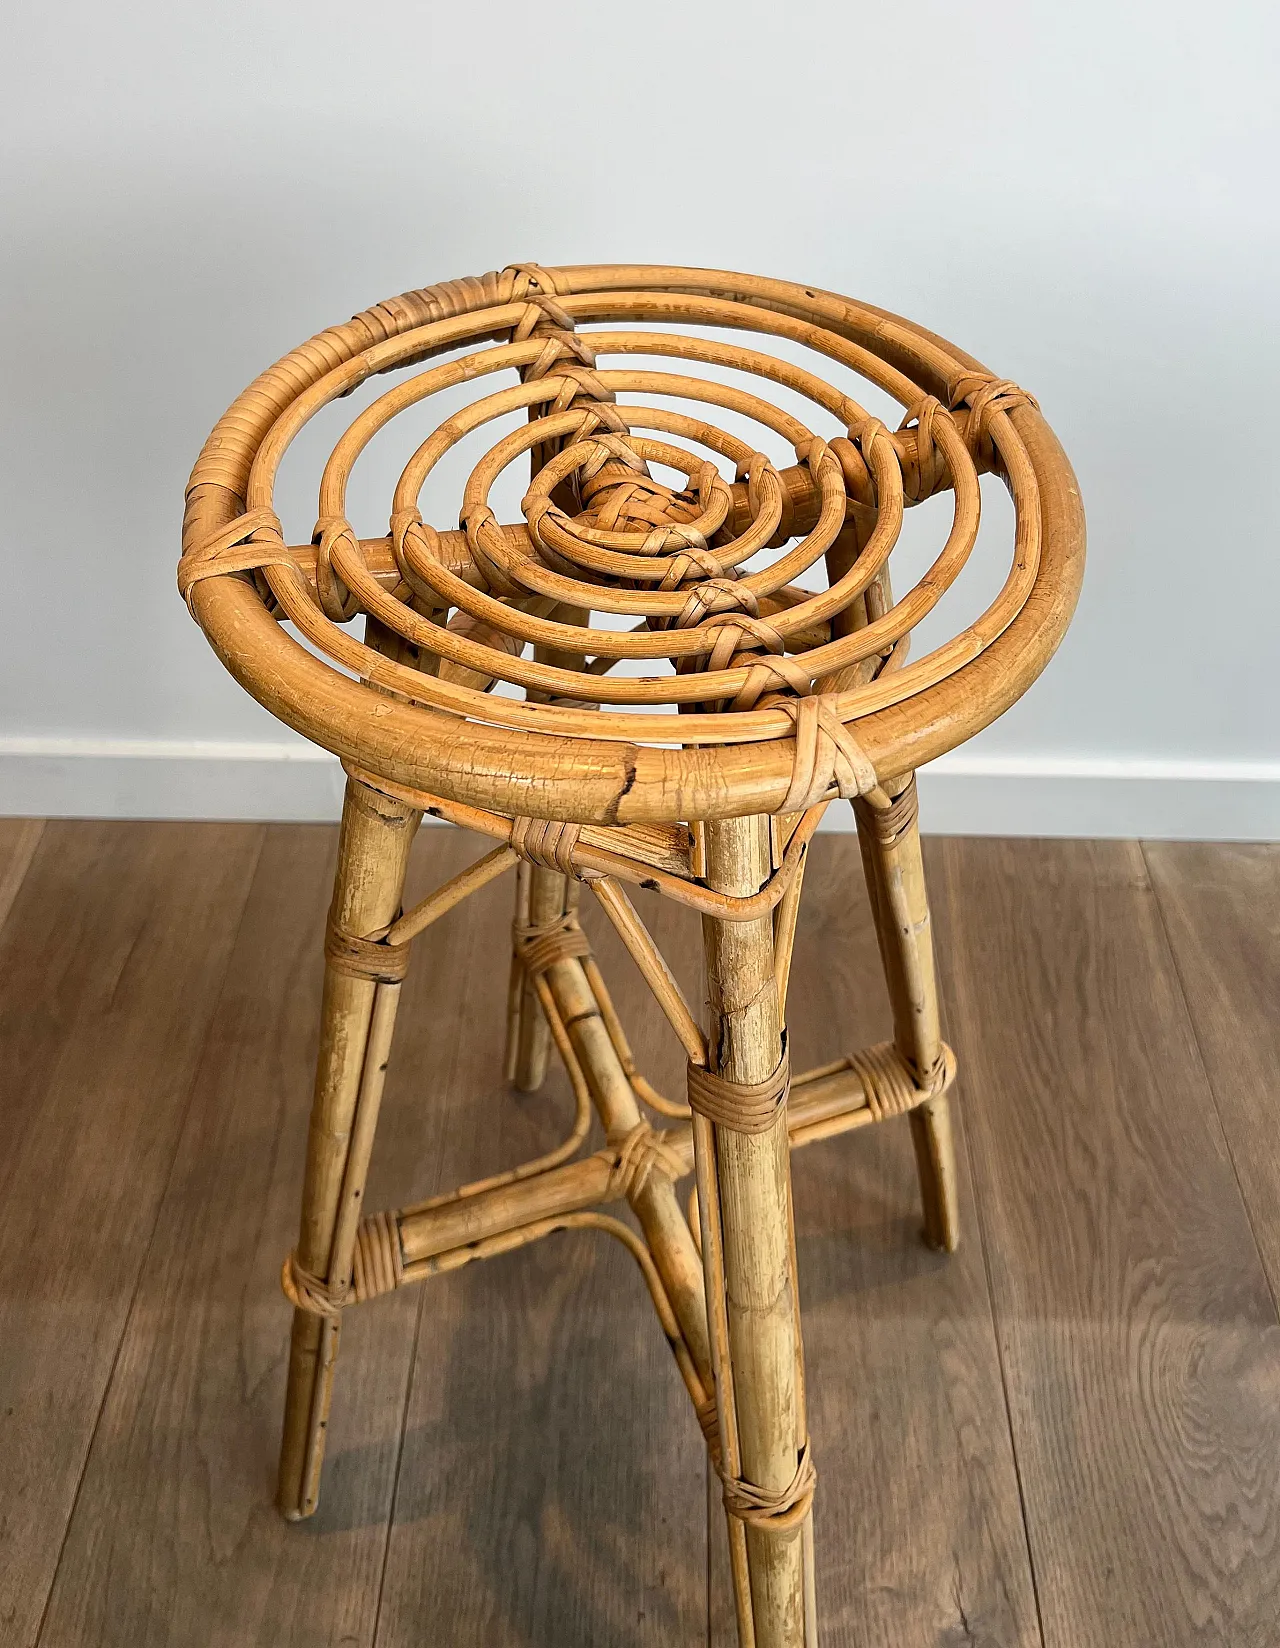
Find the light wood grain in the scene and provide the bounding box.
[1144,843,1280,1298]
[931,837,1280,1647]
[0,821,264,1646]
[0,816,43,933]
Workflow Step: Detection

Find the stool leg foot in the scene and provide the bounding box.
[909,1096,959,1254]
[504,863,567,1092]
[277,776,420,1519]
[698,815,816,1648]
[854,777,960,1252]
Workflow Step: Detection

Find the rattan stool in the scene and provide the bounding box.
[179,264,1082,1647]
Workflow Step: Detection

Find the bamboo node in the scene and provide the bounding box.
[695,1393,721,1457]
[686,1046,790,1135]
[605,1121,687,1200]
[720,1441,817,1533]
[324,917,412,983]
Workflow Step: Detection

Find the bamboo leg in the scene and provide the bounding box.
[277,776,420,1519]
[505,604,588,1091]
[505,861,566,1089]
[854,777,960,1252]
[700,814,813,1648]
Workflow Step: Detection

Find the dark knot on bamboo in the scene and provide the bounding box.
[686,1047,791,1135]
[720,1440,817,1532]
[324,917,412,984]
[605,1121,687,1200]
[695,1395,722,1459]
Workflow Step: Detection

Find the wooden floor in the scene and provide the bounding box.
[1,818,1277,1647]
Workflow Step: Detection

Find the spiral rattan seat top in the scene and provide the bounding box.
[180,264,1084,825]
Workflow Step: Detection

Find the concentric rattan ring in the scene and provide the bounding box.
[180,264,1083,823]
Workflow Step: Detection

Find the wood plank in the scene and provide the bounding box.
[709,835,1041,1646]
[930,838,1280,1647]
[1144,843,1280,1289]
[0,817,43,933]
[373,860,707,1645]
[37,824,485,1648]
[0,821,264,1646]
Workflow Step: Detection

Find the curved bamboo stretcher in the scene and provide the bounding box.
[180,264,1083,1648]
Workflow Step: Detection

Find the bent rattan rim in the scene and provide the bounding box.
[181,263,1084,824]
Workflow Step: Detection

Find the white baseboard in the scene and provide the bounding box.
[0,738,348,824]
[0,737,1277,840]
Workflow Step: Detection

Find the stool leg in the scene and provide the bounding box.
[504,608,589,1092]
[698,814,815,1648]
[504,863,566,1091]
[854,777,960,1252]
[277,776,420,1519]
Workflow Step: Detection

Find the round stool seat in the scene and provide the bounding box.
[180,264,1084,824]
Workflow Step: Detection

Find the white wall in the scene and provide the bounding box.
[3,1,1277,836]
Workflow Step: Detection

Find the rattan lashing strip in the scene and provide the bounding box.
[513,913,592,979]
[605,1120,687,1201]
[719,1441,818,1533]
[776,695,879,812]
[847,1041,956,1123]
[853,773,920,848]
[686,1047,791,1135]
[323,917,412,983]
[280,1251,346,1318]
[509,816,582,876]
